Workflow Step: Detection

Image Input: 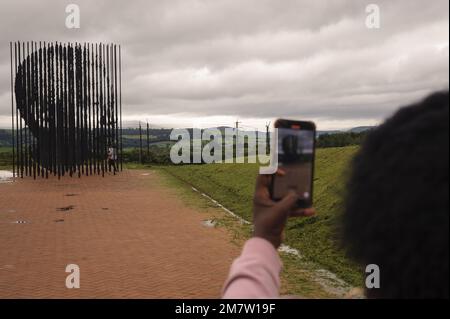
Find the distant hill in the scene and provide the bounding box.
[0,130,12,147]
[121,128,172,148]
[317,130,341,136]
[317,126,374,137]
[348,126,374,133]
[0,126,375,148]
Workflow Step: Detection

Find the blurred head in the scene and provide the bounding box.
[342,91,449,298]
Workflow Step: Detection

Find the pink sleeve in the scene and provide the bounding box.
[221,237,282,299]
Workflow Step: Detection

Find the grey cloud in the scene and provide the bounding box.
[0,0,448,128]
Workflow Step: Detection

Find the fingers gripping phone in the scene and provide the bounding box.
[270,119,316,208]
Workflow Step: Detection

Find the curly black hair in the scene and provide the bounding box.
[342,91,449,298]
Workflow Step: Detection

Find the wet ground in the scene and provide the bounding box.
[0,170,13,183]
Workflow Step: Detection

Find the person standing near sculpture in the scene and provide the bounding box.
[107,145,118,175]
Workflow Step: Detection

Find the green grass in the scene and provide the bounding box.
[122,134,165,140]
[123,162,153,170]
[0,147,12,153]
[0,147,13,169]
[162,146,363,287]
[156,167,337,298]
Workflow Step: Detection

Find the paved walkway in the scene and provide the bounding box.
[0,170,240,298]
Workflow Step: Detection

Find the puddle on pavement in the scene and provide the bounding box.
[56,205,75,212]
[0,171,14,183]
[202,219,216,228]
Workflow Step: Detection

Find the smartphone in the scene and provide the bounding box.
[270,119,316,208]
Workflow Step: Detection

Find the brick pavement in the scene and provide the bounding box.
[0,170,240,298]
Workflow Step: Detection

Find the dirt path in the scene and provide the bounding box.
[0,170,240,298]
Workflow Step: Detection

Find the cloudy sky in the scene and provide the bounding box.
[0,0,448,130]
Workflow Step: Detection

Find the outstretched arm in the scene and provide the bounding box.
[222,171,315,298]
[222,237,282,298]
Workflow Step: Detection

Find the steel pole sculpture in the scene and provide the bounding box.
[10,41,123,179]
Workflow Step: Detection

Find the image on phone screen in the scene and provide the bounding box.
[272,126,315,205]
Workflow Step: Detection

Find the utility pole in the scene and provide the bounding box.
[266,122,271,154]
[9,42,15,181]
[235,120,241,143]
[146,121,150,158]
[234,120,241,161]
[139,122,143,164]
[235,120,241,131]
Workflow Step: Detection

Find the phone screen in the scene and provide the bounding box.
[272,121,315,207]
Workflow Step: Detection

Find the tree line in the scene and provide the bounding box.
[0,129,371,167]
[316,131,370,148]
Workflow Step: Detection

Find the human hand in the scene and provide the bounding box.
[252,170,316,248]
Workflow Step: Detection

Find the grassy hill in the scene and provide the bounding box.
[0,146,13,169]
[163,146,363,286]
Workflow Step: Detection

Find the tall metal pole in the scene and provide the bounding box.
[25,42,29,177]
[100,43,105,177]
[234,120,241,160]
[114,44,119,173]
[16,42,21,178]
[38,42,43,177]
[95,43,99,175]
[63,43,68,176]
[20,42,25,177]
[106,44,111,172]
[50,42,56,176]
[87,44,92,175]
[119,45,123,171]
[43,42,48,178]
[10,42,16,181]
[146,121,150,159]
[139,122,142,164]
[56,42,61,179]
[92,43,97,175]
[32,42,37,179]
[15,42,20,178]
